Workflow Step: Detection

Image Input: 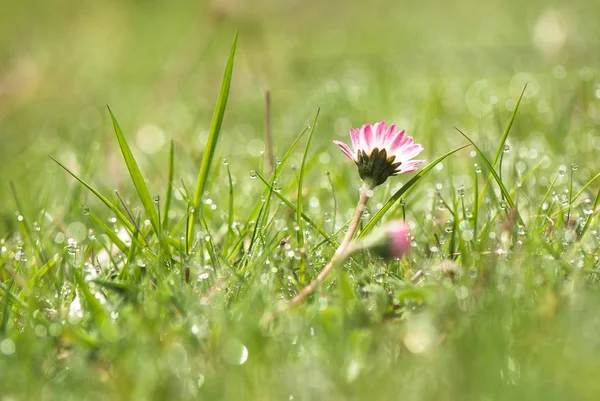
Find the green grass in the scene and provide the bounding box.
[2,1,600,400]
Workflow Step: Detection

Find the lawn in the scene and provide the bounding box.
[2,0,600,400]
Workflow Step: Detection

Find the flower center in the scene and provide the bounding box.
[355,148,402,186]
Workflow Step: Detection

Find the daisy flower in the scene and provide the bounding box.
[333,121,424,187]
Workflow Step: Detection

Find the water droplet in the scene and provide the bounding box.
[499,200,507,210]
[571,163,578,171]
[582,199,594,215]
[81,206,90,216]
[444,220,454,233]
[222,158,228,165]
[503,145,510,153]
[436,199,445,211]
[17,215,24,222]
[249,170,257,179]
[558,194,569,207]
[153,195,160,204]
[222,341,249,365]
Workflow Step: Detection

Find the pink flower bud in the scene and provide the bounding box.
[363,220,411,259]
[386,220,411,259]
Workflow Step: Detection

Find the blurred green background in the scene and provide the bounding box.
[3,1,600,400]
[2,0,599,232]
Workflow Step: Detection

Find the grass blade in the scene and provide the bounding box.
[493,84,527,167]
[223,162,235,256]
[188,32,238,250]
[255,172,337,247]
[478,84,527,205]
[51,156,135,234]
[246,125,309,228]
[0,281,26,310]
[162,140,175,231]
[27,250,65,287]
[579,187,600,240]
[358,145,469,238]
[571,171,600,204]
[87,210,130,254]
[296,109,320,250]
[455,127,523,225]
[107,106,160,234]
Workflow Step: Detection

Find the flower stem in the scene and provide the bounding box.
[288,181,373,307]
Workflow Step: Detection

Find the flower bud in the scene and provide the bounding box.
[363,220,411,259]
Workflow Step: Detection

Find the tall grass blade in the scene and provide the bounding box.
[107,106,160,234]
[162,140,175,231]
[245,125,309,227]
[455,128,523,225]
[188,32,238,250]
[296,109,320,248]
[478,84,527,205]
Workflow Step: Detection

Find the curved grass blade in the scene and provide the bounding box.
[228,125,310,259]
[107,106,160,234]
[93,279,140,299]
[255,172,337,247]
[27,250,65,288]
[9,182,46,266]
[162,140,175,231]
[536,174,558,224]
[579,187,600,240]
[571,171,600,203]
[296,109,320,249]
[73,269,107,326]
[455,128,523,224]
[359,145,469,238]
[549,171,600,219]
[478,84,527,205]
[188,32,238,250]
[87,210,129,254]
[0,281,26,310]
[223,162,235,255]
[50,156,135,234]
[247,125,309,228]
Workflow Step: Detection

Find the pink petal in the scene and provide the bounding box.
[349,128,360,151]
[382,124,397,145]
[399,166,418,173]
[374,121,386,149]
[333,140,355,161]
[361,124,374,153]
[400,159,425,171]
[399,135,413,148]
[387,129,406,153]
[397,144,424,160]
